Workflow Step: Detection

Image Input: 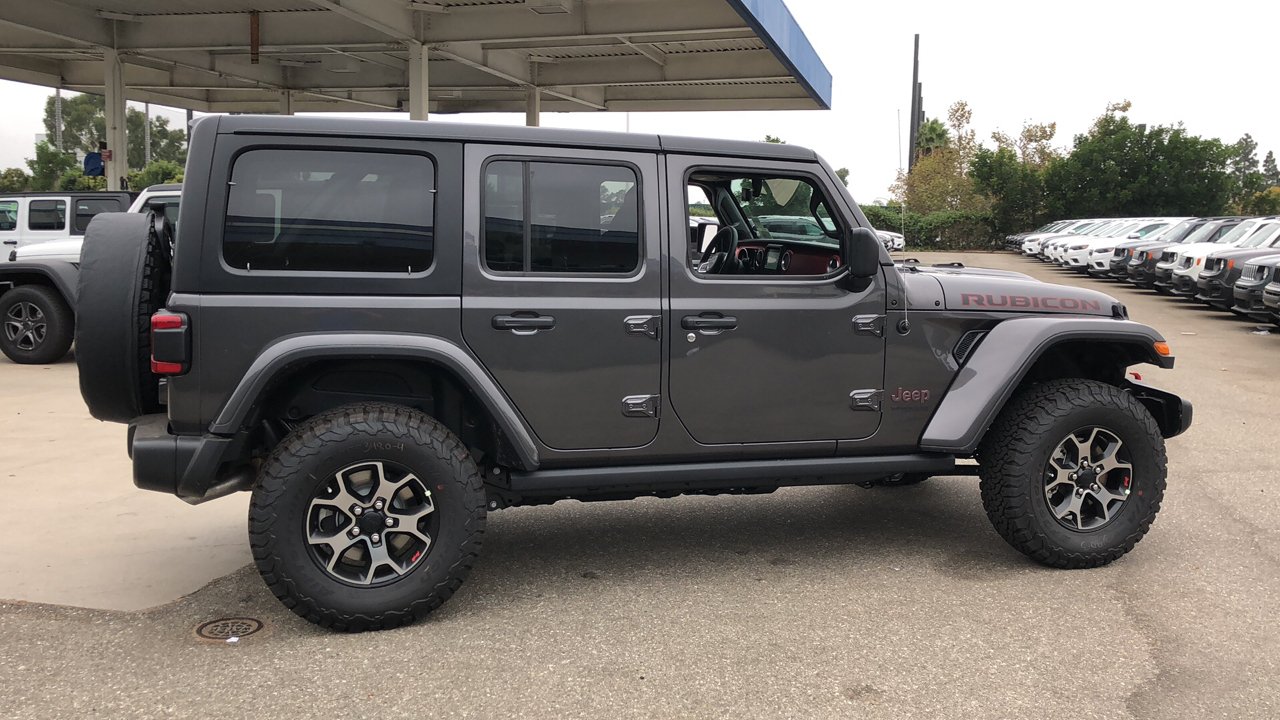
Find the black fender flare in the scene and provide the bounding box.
[208,332,541,470]
[0,260,79,309]
[919,316,1177,454]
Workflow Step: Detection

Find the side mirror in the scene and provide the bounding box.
[1127,233,1141,239]
[845,227,882,278]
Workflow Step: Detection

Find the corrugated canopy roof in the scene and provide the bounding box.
[0,0,832,114]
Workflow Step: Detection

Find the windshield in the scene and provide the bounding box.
[1156,220,1192,243]
[1179,223,1218,245]
[1216,219,1259,245]
[1107,222,1140,237]
[1246,222,1280,247]
[1135,222,1168,237]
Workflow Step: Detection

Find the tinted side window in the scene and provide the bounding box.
[0,201,16,231]
[224,149,434,273]
[74,198,122,233]
[29,200,66,231]
[483,160,639,274]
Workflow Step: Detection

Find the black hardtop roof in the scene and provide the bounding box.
[0,191,134,199]
[212,114,818,162]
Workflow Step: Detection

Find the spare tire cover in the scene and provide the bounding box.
[76,212,172,423]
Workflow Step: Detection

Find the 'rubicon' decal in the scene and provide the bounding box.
[960,293,1102,312]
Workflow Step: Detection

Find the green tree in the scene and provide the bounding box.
[763,134,786,144]
[894,101,987,215]
[1247,187,1280,215]
[915,117,948,158]
[1262,150,1279,187]
[0,168,30,192]
[835,167,850,187]
[42,93,187,169]
[1227,134,1265,210]
[1041,104,1231,217]
[25,141,77,191]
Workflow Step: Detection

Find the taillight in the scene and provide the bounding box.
[150,311,189,375]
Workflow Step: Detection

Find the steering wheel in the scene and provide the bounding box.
[698,226,740,274]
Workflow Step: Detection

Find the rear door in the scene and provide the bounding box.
[461,145,663,451]
[23,197,70,248]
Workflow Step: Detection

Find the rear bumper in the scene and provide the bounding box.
[128,414,252,504]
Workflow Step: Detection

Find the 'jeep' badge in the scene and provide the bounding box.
[889,387,930,404]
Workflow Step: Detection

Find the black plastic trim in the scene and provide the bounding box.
[507,453,954,497]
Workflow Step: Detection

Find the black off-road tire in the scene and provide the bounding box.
[977,378,1166,569]
[0,285,74,364]
[249,403,486,632]
[75,212,172,422]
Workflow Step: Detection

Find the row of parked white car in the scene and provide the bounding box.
[1005,215,1280,324]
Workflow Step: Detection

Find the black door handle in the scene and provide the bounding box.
[681,314,738,331]
[493,314,556,332]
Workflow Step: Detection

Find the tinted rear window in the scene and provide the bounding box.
[223,149,435,273]
[73,198,122,233]
[28,200,66,231]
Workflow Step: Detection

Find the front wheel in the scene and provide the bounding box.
[249,403,486,631]
[977,379,1166,568]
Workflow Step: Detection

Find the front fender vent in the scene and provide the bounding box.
[952,330,987,365]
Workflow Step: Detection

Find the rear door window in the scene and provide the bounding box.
[73,197,122,233]
[223,149,435,273]
[28,200,66,231]
[482,160,640,274]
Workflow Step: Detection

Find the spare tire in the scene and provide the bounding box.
[76,212,173,423]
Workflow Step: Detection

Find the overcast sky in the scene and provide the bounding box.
[1,0,1277,201]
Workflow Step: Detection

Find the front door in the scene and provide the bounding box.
[461,146,663,451]
[666,156,887,445]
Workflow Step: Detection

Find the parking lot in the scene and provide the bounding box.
[0,250,1276,719]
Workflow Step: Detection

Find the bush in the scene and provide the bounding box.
[859,205,997,250]
[127,160,183,190]
[57,168,107,191]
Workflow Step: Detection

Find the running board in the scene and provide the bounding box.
[506,453,955,498]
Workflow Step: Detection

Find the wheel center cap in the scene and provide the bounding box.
[358,510,387,535]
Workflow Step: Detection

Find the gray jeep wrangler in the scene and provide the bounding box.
[76,116,1191,631]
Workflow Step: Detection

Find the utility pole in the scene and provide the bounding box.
[907,34,922,172]
[53,88,63,152]
[144,102,152,165]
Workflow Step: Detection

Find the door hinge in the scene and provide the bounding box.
[849,389,883,412]
[622,394,660,418]
[624,315,661,339]
[852,314,886,337]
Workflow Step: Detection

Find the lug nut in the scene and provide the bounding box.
[384,517,394,527]
[1076,488,1084,496]
[1070,473,1078,481]
[1091,483,1100,492]
[350,526,360,536]
[352,506,363,516]
[371,533,381,544]
[374,499,384,511]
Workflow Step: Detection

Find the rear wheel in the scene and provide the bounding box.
[249,403,486,631]
[0,285,73,364]
[977,379,1165,568]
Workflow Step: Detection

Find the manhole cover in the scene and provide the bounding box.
[196,617,264,641]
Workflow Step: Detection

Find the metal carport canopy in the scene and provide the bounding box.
[0,0,833,115]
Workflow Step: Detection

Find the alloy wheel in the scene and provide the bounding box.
[305,460,438,586]
[4,302,46,351]
[1043,427,1133,531]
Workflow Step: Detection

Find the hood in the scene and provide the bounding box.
[897,261,1034,281]
[13,239,82,262]
[935,273,1122,317]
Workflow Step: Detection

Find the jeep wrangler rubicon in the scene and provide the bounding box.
[75,116,1191,631]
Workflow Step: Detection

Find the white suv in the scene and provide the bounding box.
[11,184,180,264]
